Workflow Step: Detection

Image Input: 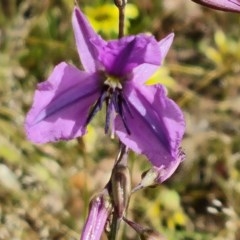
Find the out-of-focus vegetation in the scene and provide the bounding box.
[0,0,240,239]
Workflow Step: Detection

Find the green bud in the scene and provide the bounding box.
[132,168,159,193]
[133,149,185,193]
[114,0,127,8]
[111,164,131,218]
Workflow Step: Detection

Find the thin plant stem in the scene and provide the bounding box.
[118,6,125,38]
[109,2,127,239]
[114,0,126,39]
[109,214,120,240]
[108,143,129,240]
[115,143,127,165]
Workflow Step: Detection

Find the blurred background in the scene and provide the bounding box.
[0,0,240,239]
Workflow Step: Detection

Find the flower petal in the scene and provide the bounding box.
[25,62,101,143]
[131,33,174,85]
[158,33,174,63]
[72,7,106,72]
[132,150,185,191]
[94,34,161,76]
[155,149,185,183]
[115,82,185,168]
[192,0,240,12]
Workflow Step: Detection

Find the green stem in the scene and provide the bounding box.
[109,1,127,239]
[118,5,125,39]
[109,213,120,240]
[114,0,126,39]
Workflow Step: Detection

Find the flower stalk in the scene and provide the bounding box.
[114,0,127,38]
[111,146,131,218]
[109,144,131,239]
[123,217,166,240]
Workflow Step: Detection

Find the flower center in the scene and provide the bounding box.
[85,75,132,137]
[104,75,122,90]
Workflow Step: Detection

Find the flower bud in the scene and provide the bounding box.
[133,150,185,192]
[111,163,131,218]
[132,167,159,192]
[80,190,112,240]
[192,0,240,13]
[114,0,128,8]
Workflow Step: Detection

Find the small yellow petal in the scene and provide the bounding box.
[172,211,187,226]
[205,47,223,66]
[146,67,176,89]
[125,4,139,19]
[84,3,138,36]
[84,4,118,35]
[214,30,228,54]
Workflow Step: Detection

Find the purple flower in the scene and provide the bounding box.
[25,7,185,169]
[192,0,240,12]
[81,190,112,240]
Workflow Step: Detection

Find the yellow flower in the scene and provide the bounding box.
[84,3,138,37]
[146,66,176,89]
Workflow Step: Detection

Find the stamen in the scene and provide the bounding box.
[117,93,131,135]
[86,82,132,136]
[110,120,115,139]
[112,90,120,113]
[105,96,111,134]
[120,92,134,118]
[86,90,107,125]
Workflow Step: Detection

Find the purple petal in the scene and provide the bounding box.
[131,33,174,85]
[25,62,101,143]
[115,82,185,168]
[94,34,161,76]
[155,149,185,183]
[158,33,174,63]
[72,7,106,72]
[192,0,240,12]
[132,150,185,191]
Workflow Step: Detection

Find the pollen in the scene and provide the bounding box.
[104,75,122,89]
